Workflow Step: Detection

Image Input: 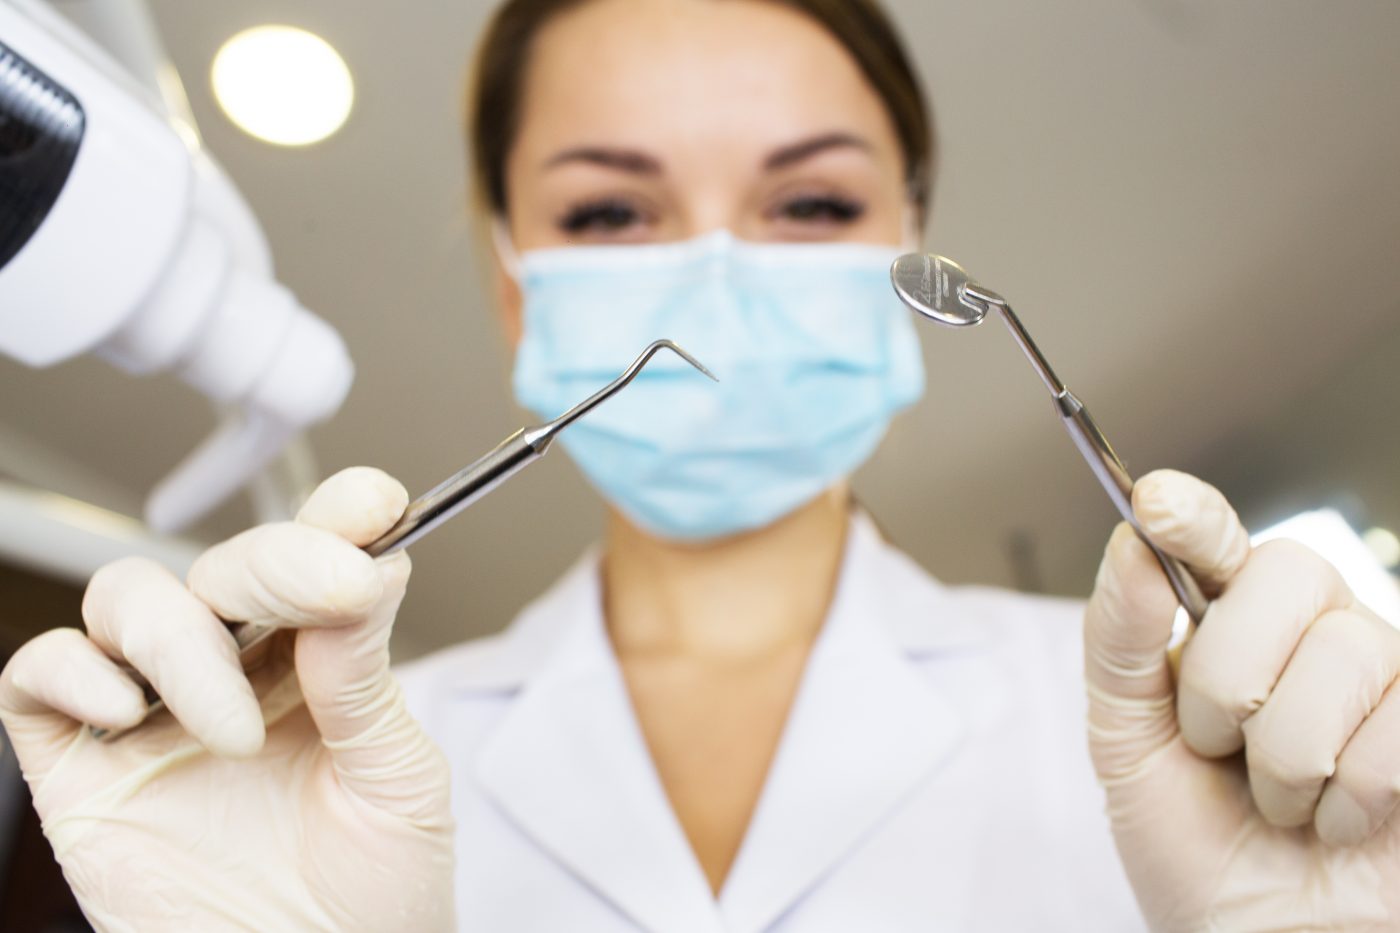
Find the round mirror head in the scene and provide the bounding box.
[890,253,987,327]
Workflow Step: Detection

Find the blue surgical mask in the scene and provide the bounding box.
[506,229,925,541]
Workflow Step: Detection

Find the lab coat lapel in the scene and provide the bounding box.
[717,514,971,933]
[475,569,723,933]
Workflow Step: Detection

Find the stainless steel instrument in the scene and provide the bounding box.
[890,254,1209,625]
[94,339,716,741]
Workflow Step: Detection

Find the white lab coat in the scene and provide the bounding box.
[396,512,1148,931]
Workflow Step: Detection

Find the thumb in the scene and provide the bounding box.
[1084,522,1183,785]
[292,468,449,823]
[1082,471,1256,924]
[1084,470,1252,773]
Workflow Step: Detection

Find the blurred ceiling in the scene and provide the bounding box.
[2,0,1398,658]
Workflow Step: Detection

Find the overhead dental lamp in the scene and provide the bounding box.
[0,0,353,532]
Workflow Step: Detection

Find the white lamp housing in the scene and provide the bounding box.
[0,1,353,531]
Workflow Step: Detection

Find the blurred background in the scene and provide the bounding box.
[0,0,1396,926]
[2,0,1398,649]
[6,0,1397,655]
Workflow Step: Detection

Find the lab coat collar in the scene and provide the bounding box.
[471,511,984,933]
[450,511,987,695]
[714,512,972,932]
[475,556,724,933]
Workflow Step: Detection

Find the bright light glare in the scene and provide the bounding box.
[212,26,353,146]
[1253,510,1400,627]
[1362,527,1400,568]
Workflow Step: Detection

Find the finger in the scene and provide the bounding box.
[0,628,146,779]
[1316,676,1400,846]
[1083,522,1248,923]
[187,522,383,628]
[1131,469,1251,590]
[296,552,450,822]
[1085,523,1181,778]
[1176,539,1354,758]
[185,467,405,627]
[296,466,409,545]
[1239,607,1400,828]
[82,557,265,758]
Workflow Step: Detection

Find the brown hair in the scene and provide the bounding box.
[467,0,935,224]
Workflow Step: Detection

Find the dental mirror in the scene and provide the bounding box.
[888,251,1211,628]
[889,253,987,327]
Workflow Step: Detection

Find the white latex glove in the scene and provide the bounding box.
[0,467,453,932]
[1085,469,1400,931]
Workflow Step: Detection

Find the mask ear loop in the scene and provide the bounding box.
[491,216,524,282]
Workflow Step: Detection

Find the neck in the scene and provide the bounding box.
[602,486,852,662]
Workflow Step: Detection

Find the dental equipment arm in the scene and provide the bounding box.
[890,254,1209,625]
[0,1,351,532]
[93,339,717,740]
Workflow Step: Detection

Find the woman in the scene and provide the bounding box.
[3,0,1398,929]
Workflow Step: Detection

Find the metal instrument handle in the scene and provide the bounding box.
[1056,392,1209,624]
[891,259,1212,629]
[366,430,540,557]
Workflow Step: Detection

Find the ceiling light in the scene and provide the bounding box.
[211,25,353,146]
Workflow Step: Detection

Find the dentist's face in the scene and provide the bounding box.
[493,0,912,339]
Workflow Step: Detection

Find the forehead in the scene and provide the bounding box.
[514,0,899,160]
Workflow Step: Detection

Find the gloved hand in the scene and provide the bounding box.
[1084,469,1400,931]
[0,467,453,932]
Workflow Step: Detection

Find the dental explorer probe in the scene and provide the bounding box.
[93,339,717,742]
[889,254,1210,626]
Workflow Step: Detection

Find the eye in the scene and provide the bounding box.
[557,198,645,235]
[774,194,866,225]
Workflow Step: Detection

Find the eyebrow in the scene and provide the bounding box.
[763,132,873,171]
[542,146,662,174]
[539,131,873,176]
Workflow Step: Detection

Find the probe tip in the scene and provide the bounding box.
[651,338,718,381]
